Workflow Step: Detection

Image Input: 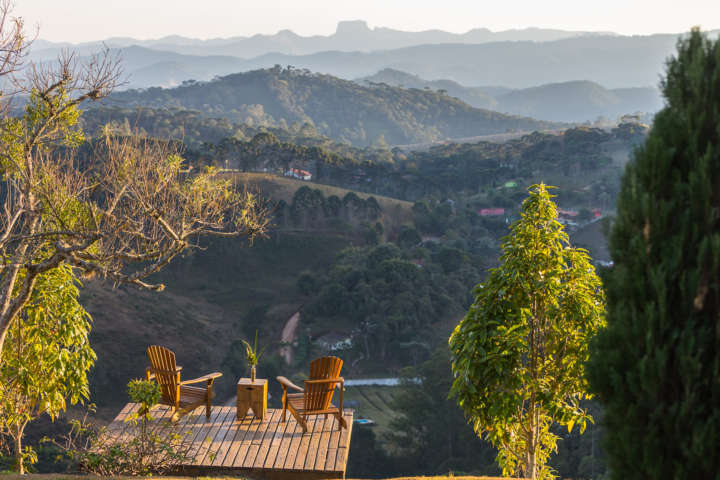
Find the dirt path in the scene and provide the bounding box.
[280,311,300,365]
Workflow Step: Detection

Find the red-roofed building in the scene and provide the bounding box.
[479,208,505,216]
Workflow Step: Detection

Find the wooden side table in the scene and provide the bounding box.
[237,377,267,420]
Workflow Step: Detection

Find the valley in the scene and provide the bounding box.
[4,8,698,478]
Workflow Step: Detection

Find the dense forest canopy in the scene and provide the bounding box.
[98,67,560,146]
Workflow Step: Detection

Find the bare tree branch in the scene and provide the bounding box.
[0,6,269,361]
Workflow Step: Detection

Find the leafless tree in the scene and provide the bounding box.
[0,8,269,358]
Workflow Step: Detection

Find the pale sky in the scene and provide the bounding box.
[16,0,720,43]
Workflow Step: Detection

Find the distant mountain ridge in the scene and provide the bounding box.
[32,21,616,59]
[97,67,559,146]
[359,69,663,122]
[495,80,663,122]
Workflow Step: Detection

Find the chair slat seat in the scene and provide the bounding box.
[146,345,222,421]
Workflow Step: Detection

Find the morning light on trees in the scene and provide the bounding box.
[449,184,605,480]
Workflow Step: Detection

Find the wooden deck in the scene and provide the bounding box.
[108,403,354,479]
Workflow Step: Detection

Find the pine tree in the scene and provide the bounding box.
[586,29,720,480]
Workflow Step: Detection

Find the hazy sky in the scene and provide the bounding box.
[17,0,720,43]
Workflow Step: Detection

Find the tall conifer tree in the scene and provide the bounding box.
[587,29,720,479]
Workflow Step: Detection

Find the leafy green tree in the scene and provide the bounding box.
[586,29,720,480]
[434,246,467,274]
[449,184,605,480]
[398,226,422,249]
[0,264,95,474]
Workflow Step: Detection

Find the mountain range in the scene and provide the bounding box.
[30,24,720,92]
[32,21,615,59]
[97,67,560,146]
[359,69,664,122]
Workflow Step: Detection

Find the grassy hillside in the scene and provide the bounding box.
[233,173,413,235]
[102,67,559,146]
[344,386,400,439]
[83,173,414,419]
[83,232,353,419]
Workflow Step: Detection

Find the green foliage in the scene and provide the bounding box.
[0,264,95,474]
[240,330,268,367]
[387,348,499,475]
[126,380,161,420]
[102,68,556,146]
[51,399,201,475]
[586,29,720,480]
[397,225,422,248]
[449,184,605,480]
[301,240,481,366]
[81,105,639,209]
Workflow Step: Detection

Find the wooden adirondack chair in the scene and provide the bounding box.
[145,345,222,421]
[277,356,347,433]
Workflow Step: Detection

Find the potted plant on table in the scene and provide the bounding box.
[241,330,268,382]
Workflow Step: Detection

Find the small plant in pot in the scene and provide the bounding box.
[241,330,268,382]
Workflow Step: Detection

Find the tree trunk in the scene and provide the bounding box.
[525,414,538,480]
[14,423,26,475]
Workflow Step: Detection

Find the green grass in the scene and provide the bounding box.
[344,386,401,439]
[230,172,415,235]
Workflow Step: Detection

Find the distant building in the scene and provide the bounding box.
[558,208,578,218]
[284,168,312,181]
[479,208,505,216]
[315,333,352,351]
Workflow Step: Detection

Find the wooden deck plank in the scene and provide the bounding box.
[219,416,256,467]
[312,414,335,471]
[272,413,300,469]
[209,407,243,465]
[263,409,291,469]
[157,406,205,462]
[210,413,251,468]
[293,415,320,470]
[301,415,324,470]
[252,409,285,469]
[185,407,228,464]
[197,407,237,466]
[232,409,265,468]
[105,404,353,475]
[281,414,308,470]
[105,402,136,439]
[170,408,213,460]
[108,402,135,425]
[323,414,343,472]
[334,411,354,473]
[248,409,283,468]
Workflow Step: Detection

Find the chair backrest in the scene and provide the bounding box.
[304,356,343,412]
[147,345,179,406]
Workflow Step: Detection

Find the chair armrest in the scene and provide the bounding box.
[180,372,222,385]
[276,376,304,392]
[305,377,344,387]
[146,365,182,380]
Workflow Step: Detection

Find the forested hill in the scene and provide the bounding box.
[359,69,662,122]
[100,67,560,146]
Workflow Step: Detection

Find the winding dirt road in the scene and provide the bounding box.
[280,311,300,365]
